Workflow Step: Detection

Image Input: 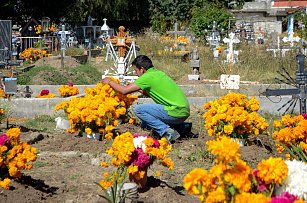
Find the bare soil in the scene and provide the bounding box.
[0,117,279,203]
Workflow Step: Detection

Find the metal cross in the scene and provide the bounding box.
[263,54,307,114]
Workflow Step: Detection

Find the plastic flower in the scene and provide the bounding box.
[275,160,307,200]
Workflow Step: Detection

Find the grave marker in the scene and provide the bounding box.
[104,26,138,82]
[223,32,240,72]
[188,49,200,80]
[263,54,307,114]
[166,23,186,39]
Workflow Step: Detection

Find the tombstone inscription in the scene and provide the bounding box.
[263,54,307,114]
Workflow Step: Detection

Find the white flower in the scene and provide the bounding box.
[133,136,147,152]
[275,160,307,200]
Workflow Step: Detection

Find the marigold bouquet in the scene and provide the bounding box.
[272,114,307,161]
[203,92,268,139]
[55,78,138,138]
[19,47,48,62]
[183,136,300,203]
[58,82,79,97]
[36,89,55,98]
[0,128,37,189]
[100,132,173,189]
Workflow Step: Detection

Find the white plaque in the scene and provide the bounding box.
[220,74,240,89]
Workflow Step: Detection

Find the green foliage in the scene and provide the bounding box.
[189,4,233,39]
[149,0,195,33]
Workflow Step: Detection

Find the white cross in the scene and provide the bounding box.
[223,32,240,68]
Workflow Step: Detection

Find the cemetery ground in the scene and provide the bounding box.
[0,35,298,202]
[0,108,279,203]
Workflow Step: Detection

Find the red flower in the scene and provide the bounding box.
[68,82,73,87]
[0,134,10,146]
[40,89,50,96]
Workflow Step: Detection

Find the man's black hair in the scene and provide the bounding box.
[131,55,153,70]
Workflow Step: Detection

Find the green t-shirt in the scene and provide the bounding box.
[134,68,190,118]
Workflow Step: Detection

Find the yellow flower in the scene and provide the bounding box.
[0,178,11,190]
[257,157,288,184]
[100,161,109,168]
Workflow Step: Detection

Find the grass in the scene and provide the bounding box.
[19,114,58,133]
[16,34,299,85]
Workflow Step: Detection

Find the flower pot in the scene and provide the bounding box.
[231,138,245,147]
[129,169,148,189]
[84,132,102,141]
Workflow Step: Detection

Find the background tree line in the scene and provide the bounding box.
[1,0,251,38]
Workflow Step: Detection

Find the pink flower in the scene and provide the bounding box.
[253,170,268,192]
[132,148,151,169]
[270,192,298,203]
[302,114,307,120]
[0,134,10,146]
[67,82,73,87]
[40,89,49,96]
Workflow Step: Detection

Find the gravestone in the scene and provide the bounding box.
[188,49,200,80]
[166,23,186,39]
[223,32,240,69]
[263,54,307,114]
[0,20,12,64]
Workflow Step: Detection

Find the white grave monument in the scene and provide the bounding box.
[223,32,240,65]
[221,32,240,90]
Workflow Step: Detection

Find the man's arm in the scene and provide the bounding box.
[101,77,141,95]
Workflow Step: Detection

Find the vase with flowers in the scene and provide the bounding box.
[203,92,268,145]
[103,132,174,188]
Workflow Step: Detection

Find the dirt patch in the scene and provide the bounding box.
[0,121,279,203]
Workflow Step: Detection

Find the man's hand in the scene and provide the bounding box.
[101,77,112,85]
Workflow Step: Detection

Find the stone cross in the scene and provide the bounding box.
[166,23,186,39]
[264,54,307,114]
[223,32,240,72]
[188,48,200,80]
